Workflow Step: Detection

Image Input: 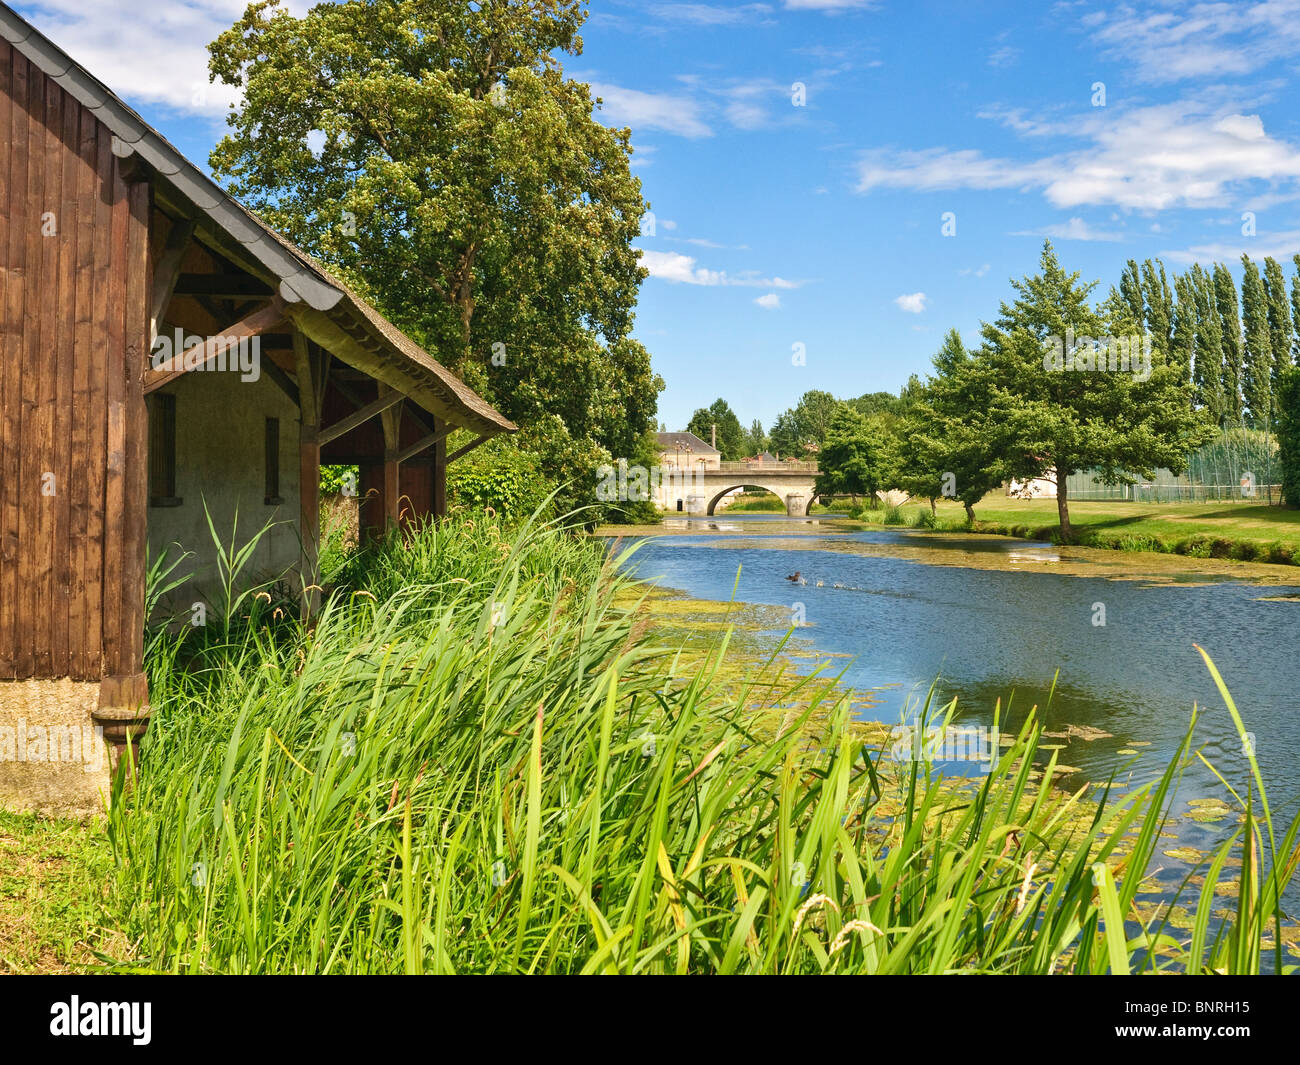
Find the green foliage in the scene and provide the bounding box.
[816,406,881,500]
[686,399,746,460]
[446,436,554,521]
[769,390,840,458]
[320,465,357,496]
[1240,255,1274,427]
[1214,263,1245,423]
[879,330,1005,521]
[1277,365,1300,506]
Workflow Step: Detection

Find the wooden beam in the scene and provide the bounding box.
[434,423,447,518]
[380,391,403,529]
[149,217,195,343]
[446,434,491,464]
[394,426,453,465]
[173,273,275,300]
[317,388,405,446]
[294,332,321,617]
[144,298,287,393]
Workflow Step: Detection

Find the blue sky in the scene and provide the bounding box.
[14,0,1300,432]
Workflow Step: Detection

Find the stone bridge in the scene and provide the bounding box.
[664,461,820,516]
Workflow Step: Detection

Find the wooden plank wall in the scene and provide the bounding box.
[0,40,149,684]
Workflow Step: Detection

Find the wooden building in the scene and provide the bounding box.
[0,5,516,815]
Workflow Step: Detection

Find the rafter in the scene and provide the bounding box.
[317,388,406,446]
[144,298,287,394]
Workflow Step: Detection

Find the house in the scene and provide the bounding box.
[655,431,720,471]
[0,4,516,815]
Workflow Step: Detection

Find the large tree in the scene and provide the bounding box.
[207,0,658,507]
[816,406,881,504]
[769,390,841,457]
[976,242,1214,542]
[686,399,745,459]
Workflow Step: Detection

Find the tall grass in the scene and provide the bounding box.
[106,513,1300,973]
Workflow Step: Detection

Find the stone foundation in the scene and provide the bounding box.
[0,679,115,819]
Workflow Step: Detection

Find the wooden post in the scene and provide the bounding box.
[433,418,447,518]
[379,390,402,530]
[94,164,152,750]
[293,334,320,616]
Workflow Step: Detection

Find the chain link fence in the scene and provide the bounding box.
[1064,428,1281,504]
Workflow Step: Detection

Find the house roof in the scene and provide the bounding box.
[0,2,516,439]
[655,431,719,455]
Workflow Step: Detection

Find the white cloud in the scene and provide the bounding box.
[1011,217,1125,242]
[638,249,804,289]
[755,292,781,309]
[649,3,775,25]
[987,45,1020,68]
[783,0,878,10]
[1161,230,1300,264]
[959,263,991,277]
[10,0,285,114]
[894,292,927,313]
[588,82,714,138]
[855,102,1300,211]
[1087,0,1300,84]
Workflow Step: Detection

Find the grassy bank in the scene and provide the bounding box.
[90,515,1295,973]
[4,514,1297,973]
[852,498,1300,565]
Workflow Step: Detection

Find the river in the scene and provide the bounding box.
[610,512,1300,932]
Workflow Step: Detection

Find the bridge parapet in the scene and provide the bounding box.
[714,460,819,474]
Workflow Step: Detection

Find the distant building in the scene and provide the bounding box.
[656,432,720,469]
[1007,474,1057,498]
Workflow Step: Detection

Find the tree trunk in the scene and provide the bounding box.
[964,501,975,524]
[1056,475,1072,543]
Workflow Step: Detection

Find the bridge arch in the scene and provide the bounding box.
[704,482,812,517]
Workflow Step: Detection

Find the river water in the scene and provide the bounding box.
[613,513,1300,926]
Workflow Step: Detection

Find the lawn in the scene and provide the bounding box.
[871,497,1300,563]
[0,811,118,972]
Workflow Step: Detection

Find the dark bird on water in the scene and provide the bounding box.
[785,571,801,582]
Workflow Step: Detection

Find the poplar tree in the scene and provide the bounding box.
[1191,265,1227,424]
[1263,257,1293,388]
[1214,263,1245,423]
[1171,272,1197,394]
[1119,260,1145,328]
[1292,255,1300,363]
[1141,259,1174,356]
[1240,255,1274,427]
